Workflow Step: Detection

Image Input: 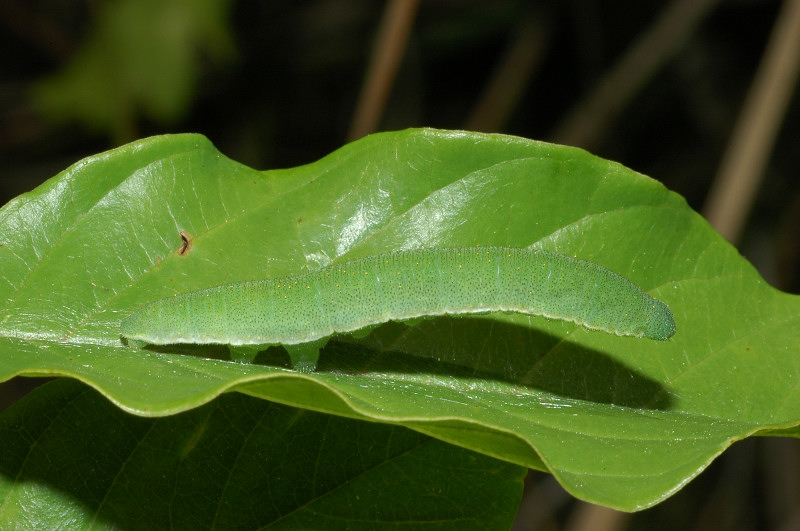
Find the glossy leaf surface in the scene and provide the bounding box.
[1,129,797,510]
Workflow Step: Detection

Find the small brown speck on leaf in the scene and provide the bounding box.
[178,231,193,256]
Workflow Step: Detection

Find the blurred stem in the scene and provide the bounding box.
[702,0,800,243]
[563,502,628,531]
[348,0,420,141]
[551,0,720,150]
[464,12,551,133]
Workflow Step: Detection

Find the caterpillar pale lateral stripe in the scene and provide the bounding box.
[121,247,676,371]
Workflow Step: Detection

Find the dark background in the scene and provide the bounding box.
[1,1,799,529]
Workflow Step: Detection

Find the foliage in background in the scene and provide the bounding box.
[33,0,235,142]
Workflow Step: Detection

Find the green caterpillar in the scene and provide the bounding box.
[121,247,675,371]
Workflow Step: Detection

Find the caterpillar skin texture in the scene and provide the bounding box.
[121,247,675,370]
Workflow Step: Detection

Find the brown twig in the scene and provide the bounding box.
[551,0,721,150]
[563,502,629,531]
[702,0,800,243]
[348,0,421,141]
[465,13,550,133]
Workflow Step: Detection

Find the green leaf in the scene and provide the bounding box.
[34,0,234,139]
[1,129,798,510]
[0,379,524,528]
